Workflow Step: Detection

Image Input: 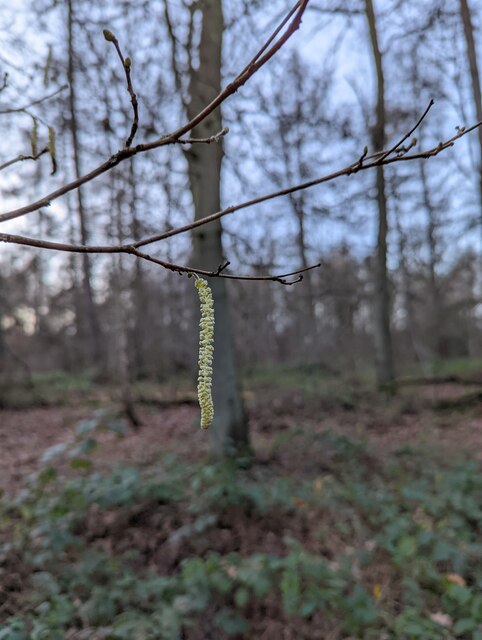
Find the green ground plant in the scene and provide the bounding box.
[2,423,482,639]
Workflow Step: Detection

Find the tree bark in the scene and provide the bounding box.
[128,157,147,380]
[459,0,482,239]
[290,193,319,358]
[394,207,429,368]
[419,158,444,364]
[364,0,395,392]
[185,0,249,457]
[67,0,102,369]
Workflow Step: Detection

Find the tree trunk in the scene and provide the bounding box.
[185,0,249,457]
[394,207,429,369]
[364,0,395,392]
[419,158,444,365]
[111,172,141,428]
[459,0,482,240]
[0,290,5,396]
[291,194,319,360]
[67,0,102,370]
[128,157,147,380]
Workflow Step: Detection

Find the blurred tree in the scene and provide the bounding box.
[66,0,103,370]
[364,0,395,392]
[459,0,482,241]
[184,0,249,457]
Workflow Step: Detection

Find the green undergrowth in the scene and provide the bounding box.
[2,424,482,639]
[423,358,482,379]
[245,357,482,389]
[30,371,94,394]
[0,371,94,409]
[243,363,362,409]
[3,355,479,410]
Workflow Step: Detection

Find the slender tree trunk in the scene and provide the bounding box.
[460,0,482,241]
[394,208,429,369]
[128,157,147,380]
[291,195,318,359]
[0,290,5,395]
[277,73,317,359]
[364,0,395,392]
[67,0,102,369]
[419,158,443,364]
[186,0,249,457]
[111,174,141,428]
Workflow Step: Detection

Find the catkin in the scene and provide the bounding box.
[195,278,215,429]
[31,117,38,156]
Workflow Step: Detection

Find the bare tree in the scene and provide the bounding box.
[364,0,395,392]
[0,0,480,426]
[183,0,249,456]
[459,0,482,241]
[66,0,103,369]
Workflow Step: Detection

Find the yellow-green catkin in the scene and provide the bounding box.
[31,116,38,156]
[195,277,215,429]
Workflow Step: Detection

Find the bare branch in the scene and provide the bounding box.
[0,0,309,225]
[176,127,229,145]
[0,147,49,172]
[133,113,482,249]
[0,84,68,115]
[162,0,187,109]
[0,112,480,285]
[0,230,320,285]
[376,98,434,163]
[0,72,8,94]
[103,29,139,147]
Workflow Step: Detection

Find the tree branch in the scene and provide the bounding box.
[1,111,480,284]
[0,0,309,225]
[0,148,49,172]
[0,230,320,285]
[103,29,139,148]
[0,85,68,115]
[133,111,482,249]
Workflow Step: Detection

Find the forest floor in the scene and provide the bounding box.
[2,371,482,497]
[1,364,482,639]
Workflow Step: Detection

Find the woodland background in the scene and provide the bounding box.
[1,0,481,390]
[1,1,482,639]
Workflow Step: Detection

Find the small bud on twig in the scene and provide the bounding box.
[103,29,116,42]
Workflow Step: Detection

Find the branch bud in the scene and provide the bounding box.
[103,29,116,42]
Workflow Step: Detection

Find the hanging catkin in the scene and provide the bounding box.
[195,278,215,429]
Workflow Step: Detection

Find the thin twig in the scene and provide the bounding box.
[376,98,434,162]
[0,148,49,172]
[0,85,68,115]
[0,72,8,94]
[103,30,139,147]
[1,114,480,275]
[0,0,309,225]
[0,231,320,285]
[1,113,480,286]
[133,116,482,250]
[241,0,304,69]
[176,127,229,145]
[162,0,187,109]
